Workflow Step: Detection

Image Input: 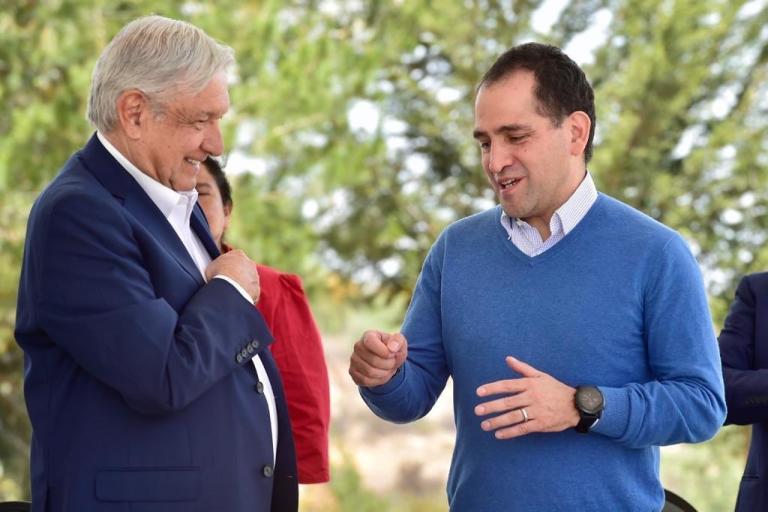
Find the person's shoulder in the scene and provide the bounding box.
[742,271,768,290]
[32,150,110,220]
[597,194,679,242]
[256,264,305,293]
[443,206,499,237]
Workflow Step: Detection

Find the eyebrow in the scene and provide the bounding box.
[473,123,533,140]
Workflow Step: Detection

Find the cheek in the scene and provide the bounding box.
[481,155,493,175]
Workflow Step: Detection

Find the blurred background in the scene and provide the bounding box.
[2,0,767,509]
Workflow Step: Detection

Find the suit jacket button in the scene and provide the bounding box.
[246,343,256,354]
[236,354,244,364]
[255,382,264,394]
[251,340,260,350]
[239,348,249,360]
[262,464,273,478]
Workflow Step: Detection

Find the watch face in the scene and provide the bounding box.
[577,386,604,414]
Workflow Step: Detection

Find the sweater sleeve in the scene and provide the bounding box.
[360,237,451,423]
[719,274,768,425]
[591,234,726,448]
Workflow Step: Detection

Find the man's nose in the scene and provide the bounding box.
[487,145,513,175]
[202,121,224,157]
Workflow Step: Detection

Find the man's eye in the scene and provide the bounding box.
[479,141,490,152]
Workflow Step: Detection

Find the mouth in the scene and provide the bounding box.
[185,158,202,169]
[499,177,522,190]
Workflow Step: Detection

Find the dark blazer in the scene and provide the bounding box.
[719,271,768,512]
[14,135,298,512]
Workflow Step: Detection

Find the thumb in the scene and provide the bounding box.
[386,332,405,353]
[506,356,541,378]
[390,333,408,364]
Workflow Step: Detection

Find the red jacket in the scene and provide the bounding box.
[255,264,330,483]
[223,245,330,483]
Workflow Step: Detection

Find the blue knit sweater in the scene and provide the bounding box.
[361,194,726,511]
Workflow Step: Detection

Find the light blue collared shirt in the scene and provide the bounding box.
[500,172,598,257]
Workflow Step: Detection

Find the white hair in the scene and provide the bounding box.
[86,15,235,132]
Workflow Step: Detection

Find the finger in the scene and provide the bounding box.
[505,356,543,378]
[353,342,397,370]
[474,393,529,417]
[361,330,394,358]
[349,352,395,377]
[387,332,407,354]
[349,364,394,388]
[391,333,408,364]
[479,408,530,432]
[349,366,380,387]
[493,418,538,440]
[477,378,527,398]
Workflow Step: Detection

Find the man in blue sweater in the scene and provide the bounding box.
[349,43,726,511]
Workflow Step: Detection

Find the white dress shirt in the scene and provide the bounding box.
[501,172,598,257]
[97,132,278,461]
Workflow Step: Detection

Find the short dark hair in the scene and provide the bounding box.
[479,42,596,163]
[201,156,232,207]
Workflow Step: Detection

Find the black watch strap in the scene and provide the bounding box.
[574,385,604,434]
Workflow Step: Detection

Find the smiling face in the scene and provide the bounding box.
[118,71,230,192]
[473,70,589,236]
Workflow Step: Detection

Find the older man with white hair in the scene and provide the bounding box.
[15,15,297,512]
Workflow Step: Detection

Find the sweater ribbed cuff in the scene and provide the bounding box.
[590,386,630,439]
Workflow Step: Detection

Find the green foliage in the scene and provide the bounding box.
[586,0,768,319]
[330,453,389,512]
[0,192,33,500]
[662,426,749,511]
[330,452,446,512]
[1,0,766,507]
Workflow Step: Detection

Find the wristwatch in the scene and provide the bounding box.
[574,385,604,433]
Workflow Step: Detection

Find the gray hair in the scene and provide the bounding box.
[87,15,235,132]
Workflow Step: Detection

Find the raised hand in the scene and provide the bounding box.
[206,249,260,301]
[349,330,408,387]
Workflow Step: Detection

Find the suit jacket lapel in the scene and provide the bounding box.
[78,134,204,285]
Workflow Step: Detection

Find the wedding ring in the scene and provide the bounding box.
[520,407,529,423]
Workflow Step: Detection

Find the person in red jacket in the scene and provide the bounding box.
[196,156,330,484]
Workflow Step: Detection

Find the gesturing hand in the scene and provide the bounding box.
[474,356,580,439]
[349,330,408,388]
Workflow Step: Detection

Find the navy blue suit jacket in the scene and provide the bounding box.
[14,135,298,512]
[720,272,768,512]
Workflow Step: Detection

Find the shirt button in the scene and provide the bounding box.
[255,382,264,394]
[262,465,273,478]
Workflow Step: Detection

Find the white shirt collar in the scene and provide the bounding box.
[96,131,198,220]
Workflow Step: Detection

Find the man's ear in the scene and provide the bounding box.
[115,90,147,139]
[567,111,591,158]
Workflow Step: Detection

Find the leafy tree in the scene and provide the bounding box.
[1,0,766,508]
